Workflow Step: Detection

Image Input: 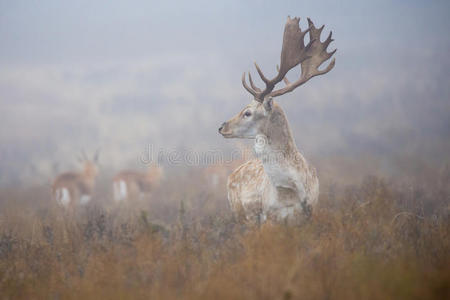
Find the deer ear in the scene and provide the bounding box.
[263,97,273,113]
[93,148,100,163]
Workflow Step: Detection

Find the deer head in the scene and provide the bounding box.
[78,149,100,179]
[219,17,336,139]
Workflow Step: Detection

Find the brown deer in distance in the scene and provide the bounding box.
[113,164,163,202]
[219,16,336,223]
[202,144,249,189]
[202,159,246,190]
[52,151,99,208]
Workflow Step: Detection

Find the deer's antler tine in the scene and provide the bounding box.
[325,48,337,61]
[317,57,336,76]
[248,73,261,92]
[323,31,334,48]
[306,18,322,31]
[241,72,258,97]
[276,65,291,85]
[318,25,325,35]
[254,62,270,84]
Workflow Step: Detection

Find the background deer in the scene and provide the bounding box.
[219,16,336,223]
[52,151,99,208]
[202,147,248,189]
[113,164,163,202]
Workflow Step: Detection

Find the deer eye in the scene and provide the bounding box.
[243,111,252,118]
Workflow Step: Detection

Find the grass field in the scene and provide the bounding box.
[0,166,449,300]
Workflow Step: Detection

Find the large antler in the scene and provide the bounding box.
[242,16,336,102]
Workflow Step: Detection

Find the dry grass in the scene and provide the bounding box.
[0,167,449,299]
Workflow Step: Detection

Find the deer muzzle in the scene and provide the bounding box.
[218,122,233,137]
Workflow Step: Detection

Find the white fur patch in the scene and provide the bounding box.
[113,180,128,201]
[79,194,91,205]
[56,188,70,207]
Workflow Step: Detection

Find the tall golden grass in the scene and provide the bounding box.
[0,166,449,299]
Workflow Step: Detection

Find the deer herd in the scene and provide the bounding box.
[52,153,163,208]
[52,16,336,224]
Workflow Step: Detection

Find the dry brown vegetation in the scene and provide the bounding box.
[0,165,449,300]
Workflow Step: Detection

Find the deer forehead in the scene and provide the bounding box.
[248,99,262,108]
[238,100,263,114]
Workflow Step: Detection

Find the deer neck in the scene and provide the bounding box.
[254,105,305,189]
[255,105,298,157]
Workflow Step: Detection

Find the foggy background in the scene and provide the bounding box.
[1,0,449,186]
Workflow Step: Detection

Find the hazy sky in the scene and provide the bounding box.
[1,0,449,184]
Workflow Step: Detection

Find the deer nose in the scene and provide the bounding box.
[218,122,226,133]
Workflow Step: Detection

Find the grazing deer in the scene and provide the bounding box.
[219,17,336,223]
[52,151,99,208]
[113,164,163,202]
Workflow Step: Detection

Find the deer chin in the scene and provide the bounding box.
[220,130,255,139]
[220,131,235,138]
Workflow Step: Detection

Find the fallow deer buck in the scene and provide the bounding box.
[113,164,163,202]
[219,16,336,223]
[52,151,99,208]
